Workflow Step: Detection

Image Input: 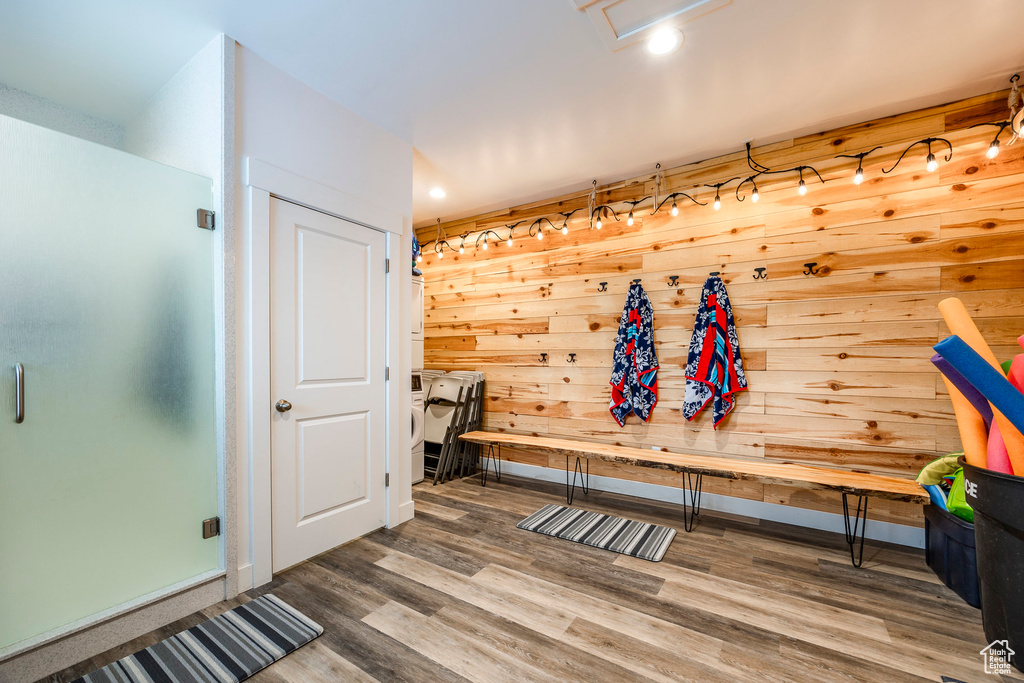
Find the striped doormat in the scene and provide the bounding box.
[72,594,322,683]
[517,504,676,562]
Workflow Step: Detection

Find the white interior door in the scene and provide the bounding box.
[270,197,388,572]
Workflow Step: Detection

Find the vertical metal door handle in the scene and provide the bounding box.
[14,363,24,424]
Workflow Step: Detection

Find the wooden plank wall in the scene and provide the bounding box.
[415,90,1024,527]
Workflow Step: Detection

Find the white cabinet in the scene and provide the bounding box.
[411,276,424,340]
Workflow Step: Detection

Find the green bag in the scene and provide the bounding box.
[947,468,974,524]
[916,453,962,486]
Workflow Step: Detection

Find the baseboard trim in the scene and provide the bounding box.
[499,460,925,549]
[397,500,416,526]
[237,563,254,593]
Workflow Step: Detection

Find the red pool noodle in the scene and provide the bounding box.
[988,421,1015,475]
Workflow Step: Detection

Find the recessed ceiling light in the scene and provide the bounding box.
[643,26,683,56]
[429,187,446,199]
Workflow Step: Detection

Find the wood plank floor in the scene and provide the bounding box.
[46,475,1024,682]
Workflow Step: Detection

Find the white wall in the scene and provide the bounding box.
[0,81,124,148]
[233,44,414,589]
[124,35,227,194]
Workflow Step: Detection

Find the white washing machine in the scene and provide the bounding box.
[411,372,425,484]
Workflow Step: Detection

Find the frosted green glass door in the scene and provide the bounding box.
[0,115,219,651]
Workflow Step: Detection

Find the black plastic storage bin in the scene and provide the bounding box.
[962,459,1024,673]
[924,504,981,608]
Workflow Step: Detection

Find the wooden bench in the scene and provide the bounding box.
[459,431,929,567]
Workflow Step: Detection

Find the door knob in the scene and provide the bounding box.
[275,399,292,413]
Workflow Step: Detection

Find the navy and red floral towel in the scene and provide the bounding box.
[609,282,659,426]
[683,275,747,428]
[607,276,746,428]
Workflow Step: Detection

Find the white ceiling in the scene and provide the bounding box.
[3,1,1022,226]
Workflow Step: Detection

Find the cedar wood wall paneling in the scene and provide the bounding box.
[415,90,1024,527]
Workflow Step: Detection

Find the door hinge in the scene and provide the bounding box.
[197,209,215,230]
[385,473,390,487]
[385,366,390,381]
[385,258,390,273]
[202,516,221,539]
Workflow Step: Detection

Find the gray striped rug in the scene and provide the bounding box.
[518,504,676,562]
[72,594,322,683]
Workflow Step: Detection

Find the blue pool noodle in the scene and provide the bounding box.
[931,353,993,427]
[934,335,1024,435]
[922,484,948,509]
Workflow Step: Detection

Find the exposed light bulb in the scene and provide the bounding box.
[596,218,603,229]
[561,223,569,235]
[536,229,543,240]
[459,245,464,254]
[482,241,488,250]
[713,195,721,211]
[926,153,938,172]
[751,187,759,203]
[797,179,807,196]
[670,202,678,216]
[987,140,1000,159]
[507,236,513,247]
[437,249,444,259]
[854,168,864,185]
[416,253,422,263]
[627,210,634,227]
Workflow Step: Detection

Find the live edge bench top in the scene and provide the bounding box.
[459,431,929,504]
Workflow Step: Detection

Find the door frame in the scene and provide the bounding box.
[243,157,411,589]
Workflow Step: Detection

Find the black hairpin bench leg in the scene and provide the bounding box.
[481,443,501,487]
[682,470,703,532]
[566,455,589,505]
[842,493,868,568]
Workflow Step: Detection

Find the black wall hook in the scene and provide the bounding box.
[753,267,767,280]
[539,353,548,363]
[668,275,679,287]
[709,271,720,276]
[803,262,821,276]
[597,282,608,292]
[632,278,642,285]
[567,353,577,364]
